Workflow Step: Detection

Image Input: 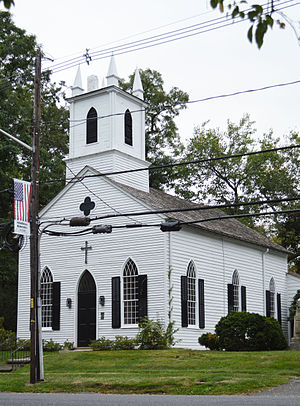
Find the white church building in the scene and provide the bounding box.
[17,57,299,349]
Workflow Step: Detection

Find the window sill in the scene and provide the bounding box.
[122,324,138,329]
[42,327,53,331]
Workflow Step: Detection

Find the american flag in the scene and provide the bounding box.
[14,179,31,223]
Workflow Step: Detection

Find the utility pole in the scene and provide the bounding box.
[30,50,42,384]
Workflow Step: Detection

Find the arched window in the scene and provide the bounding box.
[124,109,132,146]
[41,267,53,328]
[86,107,98,144]
[232,270,239,312]
[123,258,138,324]
[269,278,275,318]
[187,261,196,325]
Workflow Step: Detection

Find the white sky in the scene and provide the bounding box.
[4,0,300,144]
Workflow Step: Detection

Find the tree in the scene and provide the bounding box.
[0,11,68,330]
[120,69,189,189]
[175,115,300,270]
[210,0,285,48]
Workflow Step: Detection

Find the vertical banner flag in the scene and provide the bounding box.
[14,179,31,236]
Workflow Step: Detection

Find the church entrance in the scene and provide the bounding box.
[77,270,96,347]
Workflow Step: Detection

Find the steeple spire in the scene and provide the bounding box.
[106,55,120,86]
[72,65,84,96]
[132,68,144,100]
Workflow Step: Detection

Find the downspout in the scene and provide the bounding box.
[262,248,269,315]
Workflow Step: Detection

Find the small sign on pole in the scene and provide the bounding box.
[14,179,31,236]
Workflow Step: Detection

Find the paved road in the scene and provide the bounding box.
[0,392,300,406]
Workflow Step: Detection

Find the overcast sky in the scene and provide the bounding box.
[3,0,300,144]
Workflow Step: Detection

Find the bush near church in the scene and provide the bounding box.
[199,312,287,351]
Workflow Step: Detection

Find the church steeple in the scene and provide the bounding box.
[132,68,144,100]
[72,65,84,96]
[106,55,119,86]
[66,58,149,192]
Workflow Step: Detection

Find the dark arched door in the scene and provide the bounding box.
[77,270,96,347]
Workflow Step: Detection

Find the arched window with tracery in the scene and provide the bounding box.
[232,270,240,312]
[41,267,53,328]
[269,278,275,318]
[123,258,138,324]
[124,109,132,146]
[187,261,196,325]
[86,107,98,144]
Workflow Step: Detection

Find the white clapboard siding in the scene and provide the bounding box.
[17,173,168,345]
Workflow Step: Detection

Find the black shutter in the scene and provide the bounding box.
[181,276,188,327]
[138,275,148,321]
[277,293,282,325]
[198,279,205,329]
[52,282,61,331]
[227,284,234,314]
[112,277,121,328]
[241,286,247,312]
[266,290,271,317]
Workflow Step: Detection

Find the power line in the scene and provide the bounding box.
[42,208,300,237]
[40,144,300,185]
[90,196,300,222]
[45,0,297,75]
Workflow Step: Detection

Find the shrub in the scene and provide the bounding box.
[215,311,287,351]
[42,339,62,352]
[16,338,31,350]
[0,328,16,348]
[89,337,114,351]
[113,336,136,350]
[63,340,75,350]
[198,333,220,350]
[136,317,176,350]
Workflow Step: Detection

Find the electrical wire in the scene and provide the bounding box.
[90,196,300,222]
[40,144,300,185]
[41,208,300,237]
[45,0,299,75]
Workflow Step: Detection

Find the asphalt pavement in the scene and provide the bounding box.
[0,381,299,406]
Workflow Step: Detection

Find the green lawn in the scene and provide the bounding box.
[0,349,299,395]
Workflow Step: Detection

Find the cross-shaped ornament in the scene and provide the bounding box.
[81,241,92,264]
[79,197,95,216]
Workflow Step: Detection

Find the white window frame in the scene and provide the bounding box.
[187,261,196,326]
[40,267,53,329]
[269,278,275,318]
[123,258,139,327]
[232,270,239,312]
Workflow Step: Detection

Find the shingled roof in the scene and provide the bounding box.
[115,182,288,254]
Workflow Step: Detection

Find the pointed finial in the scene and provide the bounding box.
[72,65,84,96]
[106,55,119,86]
[132,68,144,100]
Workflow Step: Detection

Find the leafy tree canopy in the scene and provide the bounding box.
[0,11,69,330]
[120,69,189,189]
[175,115,300,271]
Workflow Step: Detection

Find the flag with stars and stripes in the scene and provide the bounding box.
[14,179,31,235]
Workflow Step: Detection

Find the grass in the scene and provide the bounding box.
[0,349,299,395]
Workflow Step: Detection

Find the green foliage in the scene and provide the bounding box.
[63,340,74,350]
[113,336,136,350]
[0,0,14,9]
[0,317,4,328]
[119,68,189,189]
[210,1,278,48]
[198,333,220,350]
[16,338,30,350]
[215,312,287,351]
[42,339,62,352]
[0,11,69,330]
[136,317,177,350]
[89,337,114,351]
[0,327,16,344]
[176,116,300,271]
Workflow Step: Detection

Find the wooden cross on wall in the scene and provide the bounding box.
[81,241,92,264]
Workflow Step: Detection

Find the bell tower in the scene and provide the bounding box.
[65,56,150,192]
